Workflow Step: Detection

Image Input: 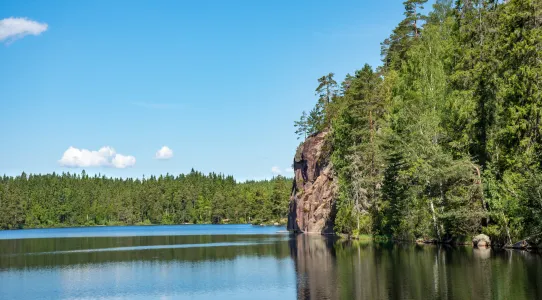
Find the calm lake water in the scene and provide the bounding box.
[0,225,540,300]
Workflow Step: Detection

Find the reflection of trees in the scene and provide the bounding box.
[3,234,541,300]
[289,236,542,300]
[0,235,291,270]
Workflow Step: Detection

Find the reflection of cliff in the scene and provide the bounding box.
[289,234,338,299]
[289,235,394,300]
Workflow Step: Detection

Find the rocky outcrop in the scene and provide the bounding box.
[472,234,491,248]
[287,131,337,234]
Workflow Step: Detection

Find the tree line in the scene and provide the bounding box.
[295,0,541,245]
[0,170,291,229]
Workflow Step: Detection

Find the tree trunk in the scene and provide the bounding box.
[430,199,441,241]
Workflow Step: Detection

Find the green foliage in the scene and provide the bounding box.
[0,171,292,230]
[294,0,542,243]
[294,73,340,139]
[294,111,308,140]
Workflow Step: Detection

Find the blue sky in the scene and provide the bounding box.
[0,0,414,180]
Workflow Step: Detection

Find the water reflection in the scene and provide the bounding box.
[288,235,542,300]
[0,233,296,300]
[0,234,291,270]
[0,229,541,300]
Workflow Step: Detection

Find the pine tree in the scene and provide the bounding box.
[294,111,309,139]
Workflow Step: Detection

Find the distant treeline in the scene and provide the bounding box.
[294,0,541,244]
[0,170,291,229]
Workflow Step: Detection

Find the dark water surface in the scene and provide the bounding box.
[0,225,540,300]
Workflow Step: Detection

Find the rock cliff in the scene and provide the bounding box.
[287,131,337,234]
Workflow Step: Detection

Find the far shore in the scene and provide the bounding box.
[0,222,288,231]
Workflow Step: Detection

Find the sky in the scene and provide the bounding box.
[0,0,416,181]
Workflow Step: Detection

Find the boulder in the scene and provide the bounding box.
[505,240,529,249]
[472,234,491,248]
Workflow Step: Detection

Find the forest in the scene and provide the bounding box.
[0,170,291,229]
[294,0,541,245]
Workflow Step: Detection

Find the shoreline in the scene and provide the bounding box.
[289,231,541,252]
[0,222,287,231]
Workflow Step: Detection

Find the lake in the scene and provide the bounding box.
[0,225,540,300]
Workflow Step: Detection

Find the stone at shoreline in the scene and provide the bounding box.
[472,234,491,248]
[505,240,529,249]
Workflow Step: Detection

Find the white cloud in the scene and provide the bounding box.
[155,146,173,160]
[112,154,136,168]
[271,166,282,175]
[0,17,48,43]
[285,167,294,173]
[59,146,136,169]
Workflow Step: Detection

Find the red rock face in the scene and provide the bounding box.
[287,131,337,234]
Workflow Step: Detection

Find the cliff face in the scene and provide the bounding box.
[287,131,337,234]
